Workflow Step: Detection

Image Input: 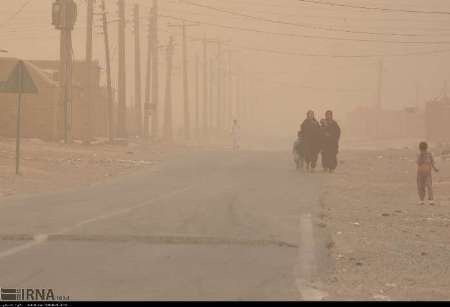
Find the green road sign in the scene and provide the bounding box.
[0,60,39,175]
[0,60,38,94]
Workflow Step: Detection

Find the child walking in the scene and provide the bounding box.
[417,142,439,205]
[293,131,305,171]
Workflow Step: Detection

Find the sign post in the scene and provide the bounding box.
[0,60,38,175]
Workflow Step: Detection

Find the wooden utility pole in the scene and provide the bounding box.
[57,0,76,144]
[85,0,94,144]
[151,0,159,141]
[143,9,153,140]
[168,22,198,141]
[236,69,241,122]
[134,4,142,137]
[117,0,127,140]
[101,0,114,143]
[216,41,222,133]
[226,50,232,130]
[182,23,191,140]
[195,54,200,138]
[209,57,215,132]
[163,37,175,142]
[376,57,384,138]
[202,36,208,136]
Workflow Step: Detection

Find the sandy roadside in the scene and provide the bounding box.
[0,137,187,199]
[320,147,450,301]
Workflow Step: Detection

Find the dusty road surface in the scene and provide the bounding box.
[0,149,331,301]
[320,147,450,301]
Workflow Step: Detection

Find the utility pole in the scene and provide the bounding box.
[101,0,114,143]
[194,36,221,137]
[415,82,420,109]
[163,37,175,142]
[85,0,94,144]
[376,57,384,138]
[133,4,142,137]
[182,22,191,141]
[226,50,232,130]
[53,0,77,144]
[202,36,208,137]
[117,0,127,140]
[151,0,159,141]
[209,57,215,133]
[216,41,222,133]
[168,22,198,141]
[143,9,153,141]
[195,54,200,138]
[236,69,241,122]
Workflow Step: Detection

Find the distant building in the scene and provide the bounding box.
[0,57,59,140]
[345,106,425,141]
[0,57,112,141]
[425,96,450,144]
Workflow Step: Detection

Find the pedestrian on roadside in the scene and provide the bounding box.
[301,110,321,172]
[417,141,439,206]
[321,110,341,173]
[292,130,305,171]
[319,119,328,172]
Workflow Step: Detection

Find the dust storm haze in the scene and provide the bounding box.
[0,0,450,302]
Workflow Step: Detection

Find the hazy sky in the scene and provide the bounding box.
[1,0,450,136]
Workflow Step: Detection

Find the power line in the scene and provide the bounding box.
[181,0,442,37]
[230,44,450,59]
[297,0,450,15]
[0,0,33,28]
[158,14,450,46]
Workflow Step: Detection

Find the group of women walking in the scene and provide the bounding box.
[298,110,341,173]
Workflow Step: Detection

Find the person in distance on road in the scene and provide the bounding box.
[417,141,439,206]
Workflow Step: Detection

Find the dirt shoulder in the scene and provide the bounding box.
[320,148,450,301]
[0,137,186,199]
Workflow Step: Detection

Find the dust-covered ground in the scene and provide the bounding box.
[0,137,185,198]
[320,147,450,301]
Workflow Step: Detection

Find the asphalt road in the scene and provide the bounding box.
[0,149,330,301]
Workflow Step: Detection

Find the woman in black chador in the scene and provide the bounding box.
[321,110,341,172]
[300,110,322,172]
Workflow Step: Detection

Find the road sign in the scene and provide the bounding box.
[0,60,38,175]
[0,61,38,94]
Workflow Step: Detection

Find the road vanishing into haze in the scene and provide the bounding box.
[0,149,330,300]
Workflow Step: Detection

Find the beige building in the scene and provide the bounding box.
[345,106,425,141]
[0,57,111,141]
[426,96,450,145]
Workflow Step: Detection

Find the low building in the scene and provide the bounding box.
[425,96,450,145]
[345,106,425,141]
[0,57,112,141]
[0,57,59,140]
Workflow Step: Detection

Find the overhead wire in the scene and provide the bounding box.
[180,0,448,37]
[297,0,450,15]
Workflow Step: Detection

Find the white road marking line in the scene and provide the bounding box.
[0,234,48,259]
[0,187,193,261]
[295,214,328,301]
